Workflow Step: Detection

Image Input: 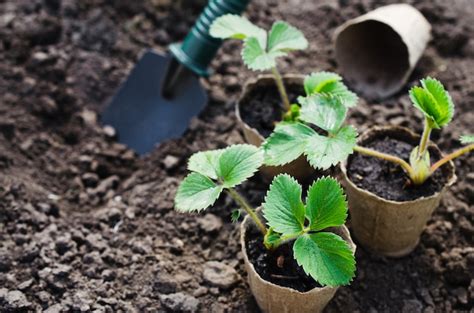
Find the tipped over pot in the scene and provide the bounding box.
[236,74,314,181]
[334,4,431,99]
[339,126,456,257]
[240,210,356,313]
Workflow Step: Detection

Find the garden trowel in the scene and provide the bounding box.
[102,0,251,154]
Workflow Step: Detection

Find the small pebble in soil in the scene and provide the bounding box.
[162,155,180,170]
[160,292,200,313]
[192,286,208,297]
[169,238,184,255]
[17,279,34,291]
[102,125,116,138]
[197,214,223,234]
[202,261,240,290]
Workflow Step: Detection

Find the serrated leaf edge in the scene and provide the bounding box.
[305,176,348,226]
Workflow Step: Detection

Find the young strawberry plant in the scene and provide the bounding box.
[263,71,358,170]
[352,78,474,185]
[264,76,473,185]
[175,144,356,287]
[210,14,308,113]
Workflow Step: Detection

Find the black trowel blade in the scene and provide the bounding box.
[102,50,207,155]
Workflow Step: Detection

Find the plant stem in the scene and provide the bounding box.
[266,229,308,250]
[430,143,474,173]
[226,188,267,235]
[271,66,291,111]
[353,145,415,178]
[418,118,433,156]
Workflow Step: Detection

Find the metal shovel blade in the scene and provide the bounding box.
[101,50,207,154]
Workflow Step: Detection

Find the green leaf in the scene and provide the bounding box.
[263,122,316,166]
[306,177,347,231]
[322,83,358,108]
[293,232,355,287]
[175,173,224,212]
[242,37,285,71]
[264,227,282,249]
[409,78,454,128]
[186,144,262,189]
[262,174,305,236]
[304,72,341,95]
[304,126,357,170]
[187,149,224,179]
[218,144,263,188]
[231,209,241,223]
[460,135,474,144]
[267,21,308,53]
[299,94,348,133]
[209,14,266,48]
[303,72,358,107]
[282,103,301,122]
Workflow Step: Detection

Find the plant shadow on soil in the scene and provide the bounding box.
[0,0,473,312]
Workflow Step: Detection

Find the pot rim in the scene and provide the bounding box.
[235,74,305,142]
[239,207,356,295]
[340,125,457,205]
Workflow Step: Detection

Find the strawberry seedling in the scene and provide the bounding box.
[175,144,356,287]
[352,78,473,185]
[263,71,358,170]
[210,14,308,113]
[264,75,473,186]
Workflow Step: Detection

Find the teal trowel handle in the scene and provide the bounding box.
[169,0,251,77]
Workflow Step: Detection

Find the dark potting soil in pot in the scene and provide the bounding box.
[239,83,305,138]
[347,136,450,201]
[245,225,321,292]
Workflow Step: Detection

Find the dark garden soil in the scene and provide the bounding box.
[348,134,450,201]
[239,81,304,138]
[245,224,320,293]
[0,0,473,312]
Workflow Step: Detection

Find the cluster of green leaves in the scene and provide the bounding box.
[175,144,356,287]
[263,72,358,170]
[409,77,454,129]
[210,14,308,71]
[339,77,472,185]
[406,78,473,184]
[262,174,355,287]
[175,144,263,212]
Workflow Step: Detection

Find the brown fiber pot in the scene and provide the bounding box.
[339,126,456,257]
[240,210,356,313]
[235,74,314,181]
[334,4,431,99]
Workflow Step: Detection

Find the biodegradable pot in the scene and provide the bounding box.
[240,211,356,313]
[236,74,313,181]
[334,4,431,99]
[340,126,456,257]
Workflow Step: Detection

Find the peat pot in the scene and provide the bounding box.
[340,126,456,257]
[240,210,356,313]
[235,74,314,181]
[334,4,431,99]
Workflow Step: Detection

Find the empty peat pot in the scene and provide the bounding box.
[240,210,356,313]
[236,74,314,181]
[339,126,456,257]
[334,4,431,99]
